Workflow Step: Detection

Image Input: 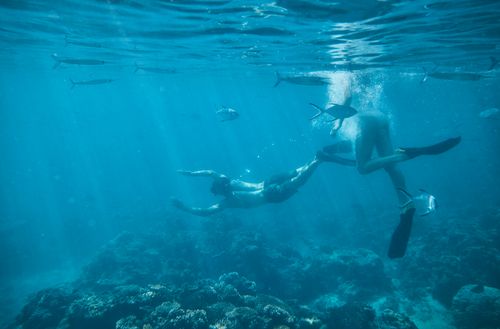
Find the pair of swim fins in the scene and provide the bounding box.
[388,136,461,259]
[320,136,461,165]
[387,137,461,258]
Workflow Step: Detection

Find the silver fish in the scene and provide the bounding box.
[134,63,176,74]
[399,189,438,217]
[421,69,485,83]
[216,107,239,122]
[52,53,106,69]
[70,78,114,89]
[479,107,500,119]
[274,71,330,87]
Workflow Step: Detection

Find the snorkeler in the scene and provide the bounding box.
[318,76,460,258]
[172,154,331,217]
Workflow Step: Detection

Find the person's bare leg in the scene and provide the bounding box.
[357,152,409,174]
[355,123,376,175]
[171,198,224,217]
[374,121,409,206]
[356,117,410,175]
[286,157,322,190]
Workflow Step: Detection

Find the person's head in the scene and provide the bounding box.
[210,176,231,196]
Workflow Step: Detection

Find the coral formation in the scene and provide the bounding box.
[13,208,500,329]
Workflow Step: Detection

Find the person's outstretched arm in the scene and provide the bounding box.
[176,170,224,178]
[171,197,224,217]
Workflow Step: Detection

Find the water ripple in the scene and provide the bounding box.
[0,0,498,72]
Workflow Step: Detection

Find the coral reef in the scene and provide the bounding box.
[297,248,391,302]
[452,284,500,329]
[16,271,418,329]
[17,272,295,329]
[394,209,500,307]
[13,208,500,329]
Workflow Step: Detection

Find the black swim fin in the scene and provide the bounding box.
[388,207,416,259]
[316,150,356,166]
[400,136,461,159]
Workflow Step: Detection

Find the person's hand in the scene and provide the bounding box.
[176,170,216,176]
[176,170,192,176]
[394,148,411,160]
[329,119,341,136]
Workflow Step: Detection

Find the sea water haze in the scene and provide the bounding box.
[1,1,499,328]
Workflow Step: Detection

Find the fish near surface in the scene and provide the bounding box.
[479,107,500,120]
[274,72,330,87]
[52,53,106,69]
[428,71,484,81]
[421,67,486,83]
[216,107,239,122]
[70,78,114,89]
[134,64,176,74]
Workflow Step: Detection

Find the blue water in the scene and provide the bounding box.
[1,1,500,328]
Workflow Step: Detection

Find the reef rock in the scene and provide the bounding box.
[322,303,376,329]
[377,309,418,329]
[15,271,307,329]
[300,248,391,301]
[219,307,265,329]
[320,303,418,329]
[16,287,76,329]
[396,211,500,307]
[452,284,500,329]
[145,302,209,329]
[218,272,257,296]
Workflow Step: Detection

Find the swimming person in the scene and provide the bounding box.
[320,78,460,200]
[319,75,461,258]
[172,154,331,217]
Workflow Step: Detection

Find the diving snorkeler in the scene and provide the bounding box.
[318,76,461,258]
[172,154,337,217]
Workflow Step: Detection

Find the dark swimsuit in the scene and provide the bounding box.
[263,170,298,203]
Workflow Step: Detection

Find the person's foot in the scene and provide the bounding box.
[316,150,333,162]
[397,147,421,159]
[399,200,416,216]
[394,148,412,161]
[316,150,357,166]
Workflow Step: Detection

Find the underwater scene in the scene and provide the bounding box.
[1,0,500,328]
